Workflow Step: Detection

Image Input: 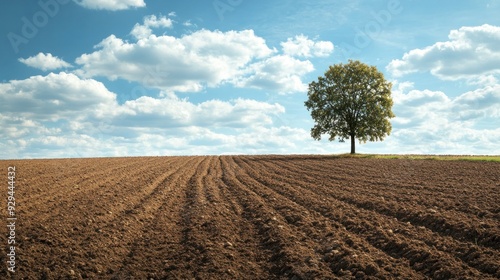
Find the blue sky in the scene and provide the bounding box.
[1,0,499,158]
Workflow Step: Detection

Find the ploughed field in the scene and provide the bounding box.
[1,155,499,279]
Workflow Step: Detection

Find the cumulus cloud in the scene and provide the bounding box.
[130,15,174,39]
[394,89,450,108]
[115,94,285,128]
[0,72,299,158]
[0,72,118,121]
[75,29,276,92]
[281,35,334,57]
[235,55,315,93]
[0,72,287,128]
[387,24,500,81]
[19,53,71,71]
[393,88,451,130]
[385,25,500,153]
[75,16,324,94]
[388,81,500,154]
[74,0,145,11]
[3,73,497,158]
[452,85,500,120]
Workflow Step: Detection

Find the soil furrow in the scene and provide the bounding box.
[166,156,271,279]
[223,156,349,279]
[12,157,174,277]
[16,156,172,242]
[240,156,497,279]
[275,156,499,218]
[253,156,500,278]
[214,156,276,279]
[234,156,425,279]
[1,155,497,279]
[279,157,499,217]
[18,157,198,278]
[267,156,500,250]
[20,157,158,218]
[103,156,202,278]
[8,158,107,198]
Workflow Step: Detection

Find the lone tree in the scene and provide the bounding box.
[305,60,395,154]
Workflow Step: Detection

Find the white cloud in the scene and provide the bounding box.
[183,20,195,27]
[75,16,324,94]
[0,72,118,121]
[0,72,286,130]
[19,53,71,71]
[452,85,500,120]
[74,0,145,11]
[0,123,340,158]
[115,94,285,129]
[0,72,302,158]
[3,72,497,158]
[144,15,172,28]
[131,15,174,39]
[394,89,450,108]
[130,25,152,40]
[388,81,500,154]
[387,24,500,81]
[235,55,315,93]
[384,25,500,154]
[281,35,334,57]
[76,29,276,92]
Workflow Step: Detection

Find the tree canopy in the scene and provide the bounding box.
[305,60,395,154]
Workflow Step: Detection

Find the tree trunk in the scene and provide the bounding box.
[350,134,355,154]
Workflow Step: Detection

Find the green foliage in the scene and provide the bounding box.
[305,60,395,153]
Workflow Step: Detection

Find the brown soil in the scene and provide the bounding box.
[0,155,499,279]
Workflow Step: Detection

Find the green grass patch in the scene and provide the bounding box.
[336,153,500,162]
